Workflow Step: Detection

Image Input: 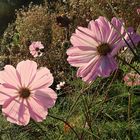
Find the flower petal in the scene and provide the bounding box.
[67,46,97,67]
[30,50,37,56]
[30,67,53,90]
[16,60,37,87]
[32,87,57,108]
[75,27,99,47]
[88,20,103,42]
[77,55,100,83]
[0,85,18,105]
[0,65,21,88]
[125,27,140,46]
[98,55,118,77]
[111,27,140,56]
[27,97,48,122]
[71,28,99,48]
[67,46,96,56]
[94,16,111,42]
[2,97,30,126]
[107,17,125,45]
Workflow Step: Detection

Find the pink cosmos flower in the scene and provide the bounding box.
[67,16,140,83]
[124,73,140,86]
[0,60,57,126]
[29,41,44,57]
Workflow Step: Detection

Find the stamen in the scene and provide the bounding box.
[35,47,39,51]
[97,43,111,56]
[19,88,31,98]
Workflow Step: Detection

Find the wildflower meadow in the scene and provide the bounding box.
[0,0,140,139]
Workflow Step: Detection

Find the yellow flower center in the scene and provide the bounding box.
[19,88,31,98]
[97,43,111,56]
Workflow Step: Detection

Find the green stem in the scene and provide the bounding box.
[128,93,132,139]
[66,83,93,120]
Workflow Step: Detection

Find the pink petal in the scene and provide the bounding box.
[75,27,98,47]
[32,87,57,108]
[27,97,48,122]
[111,27,140,56]
[67,54,95,67]
[107,17,125,45]
[2,97,30,126]
[77,55,100,83]
[0,85,18,105]
[125,27,140,46]
[0,65,21,88]
[35,41,44,49]
[30,50,37,56]
[67,46,96,56]
[77,55,118,83]
[29,43,36,51]
[94,16,111,42]
[71,28,99,48]
[29,41,44,50]
[88,20,103,42]
[30,67,53,90]
[16,60,37,87]
[111,39,125,56]
[111,17,124,32]
[77,55,99,76]
[98,55,118,77]
[81,63,101,83]
[67,46,97,67]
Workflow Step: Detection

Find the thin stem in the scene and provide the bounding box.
[128,93,132,139]
[66,82,93,120]
[48,114,80,140]
[81,95,94,139]
[66,93,82,120]
[92,69,118,122]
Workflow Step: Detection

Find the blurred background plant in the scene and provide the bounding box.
[0,0,44,35]
[0,0,140,139]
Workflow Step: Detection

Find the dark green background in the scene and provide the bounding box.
[0,0,44,35]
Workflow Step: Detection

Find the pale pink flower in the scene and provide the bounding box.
[29,41,44,57]
[0,60,57,126]
[67,16,140,83]
[124,73,140,86]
